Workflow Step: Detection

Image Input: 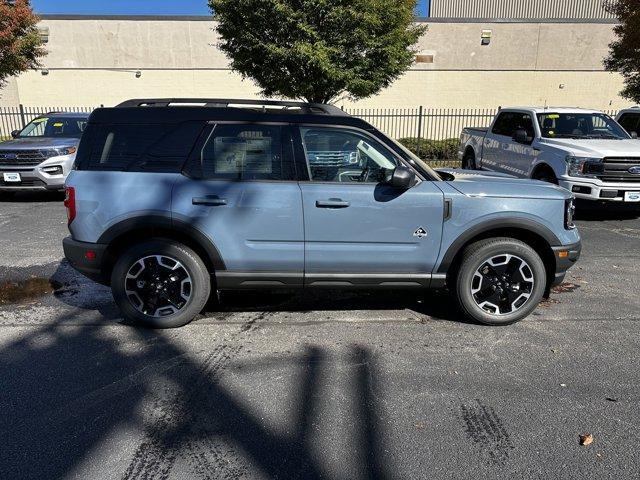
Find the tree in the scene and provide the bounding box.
[209,0,426,104]
[0,0,45,90]
[604,0,640,103]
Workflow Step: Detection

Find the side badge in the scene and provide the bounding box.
[413,227,428,238]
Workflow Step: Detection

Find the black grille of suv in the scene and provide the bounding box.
[591,158,640,183]
[0,150,47,167]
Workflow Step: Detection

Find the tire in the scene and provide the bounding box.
[532,167,558,185]
[111,239,211,328]
[462,151,477,170]
[455,237,547,326]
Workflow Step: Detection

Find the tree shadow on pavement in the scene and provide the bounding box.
[0,305,396,480]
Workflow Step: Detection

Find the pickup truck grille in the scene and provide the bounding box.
[0,150,47,167]
[307,151,358,167]
[591,158,640,183]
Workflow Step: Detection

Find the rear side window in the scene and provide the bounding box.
[618,113,640,135]
[199,124,294,180]
[77,122,204,172]
[492,112,534,138]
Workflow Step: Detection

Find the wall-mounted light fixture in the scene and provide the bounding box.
[41,69,49,76]
[135,71,142,78]
[38,26,49,44]
[481,30,492,46]
[559,84,566,89]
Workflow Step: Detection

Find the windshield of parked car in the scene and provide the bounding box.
[537,112,629,140]
[17,116,88,138]
[384,135,443,180]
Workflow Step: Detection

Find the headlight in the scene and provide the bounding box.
[566,156,602,178]
[57,146,77,156]
[565,198,576,230]
[41,147,77,159]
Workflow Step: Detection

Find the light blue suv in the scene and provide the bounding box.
[62,99,581,328]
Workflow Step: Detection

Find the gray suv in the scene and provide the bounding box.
[0,112,89,194]
[63,99,581,328]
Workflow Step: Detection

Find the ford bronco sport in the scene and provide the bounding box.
[63,99,581,328]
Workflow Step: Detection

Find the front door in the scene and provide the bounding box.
[294,126,444,288]
[172,123,304,288]
[482,111,536,177]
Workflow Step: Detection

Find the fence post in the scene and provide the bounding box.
[416,105,423,156]
[18,104,26,128]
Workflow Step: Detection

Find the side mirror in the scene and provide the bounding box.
[388,165,415,190]
[631,131,638,139]
[513,129,532,144]
[10,130,20,139]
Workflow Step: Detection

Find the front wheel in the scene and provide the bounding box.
[455,238,547,326]
[111,239,211,328]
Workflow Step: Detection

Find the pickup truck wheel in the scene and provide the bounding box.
[462,151,477,170]
[111,239,211,328]
[455,238,546,326]
[532,168,558,184]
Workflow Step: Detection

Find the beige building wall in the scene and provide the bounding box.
[1,16,633,110]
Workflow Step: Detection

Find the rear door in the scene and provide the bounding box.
[294,126,444,287]
[172,122,304,288]
[482,111,536,177]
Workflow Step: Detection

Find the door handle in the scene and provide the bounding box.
[192,196,227,206]
[316,198,350,209]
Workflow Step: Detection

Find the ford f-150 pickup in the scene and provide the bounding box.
[459,107,640,203]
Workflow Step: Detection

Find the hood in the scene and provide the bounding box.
[540,138,640,158]
[442,169,571,200]
[0,137,80,150]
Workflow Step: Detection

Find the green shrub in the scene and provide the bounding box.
[398,137,459,161]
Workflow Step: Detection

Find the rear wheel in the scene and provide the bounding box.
[111,239,211,328]
[455,238,547,326]
[462,150,477,170]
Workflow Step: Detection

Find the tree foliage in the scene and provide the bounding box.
[0,0,45,89]
[604,0,640,103]
[209,0,425,103]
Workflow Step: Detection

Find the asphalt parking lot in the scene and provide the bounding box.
[1,193,639,480]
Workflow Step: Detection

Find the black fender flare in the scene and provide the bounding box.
[436,217,561,274]
[97,214,226,271]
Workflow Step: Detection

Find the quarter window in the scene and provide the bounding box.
[200,124,293,180]
[618,113,640,135]
[300,127,398,183]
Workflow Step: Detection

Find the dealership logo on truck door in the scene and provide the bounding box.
[413,227,428,238]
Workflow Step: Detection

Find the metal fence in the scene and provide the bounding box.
[0,105,622,167]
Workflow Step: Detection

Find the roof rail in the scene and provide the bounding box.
[115,98,348,116]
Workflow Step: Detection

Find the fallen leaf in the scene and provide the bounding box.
[605,397,618,402]
[579,433,594,446]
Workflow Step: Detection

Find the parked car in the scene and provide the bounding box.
[459,107,640,203]
[63,99,581,328]
[616,107,640,138]
[0,112,90,195]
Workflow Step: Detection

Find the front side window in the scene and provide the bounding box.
[200,124,293,180]
[300,127,398,183]
[19,116,87,138]
[537,113,629,139]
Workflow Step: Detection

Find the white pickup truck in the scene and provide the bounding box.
[459,107,640,202]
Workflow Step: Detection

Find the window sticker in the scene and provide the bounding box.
[548,114,560,119]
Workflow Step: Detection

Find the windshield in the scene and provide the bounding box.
[537,112,629,140]
[383,134,443,180]
[18,116,88,139]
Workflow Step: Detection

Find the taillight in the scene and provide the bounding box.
[64,186,76,225]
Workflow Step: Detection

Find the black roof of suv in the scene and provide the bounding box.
[88,98,373,130]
